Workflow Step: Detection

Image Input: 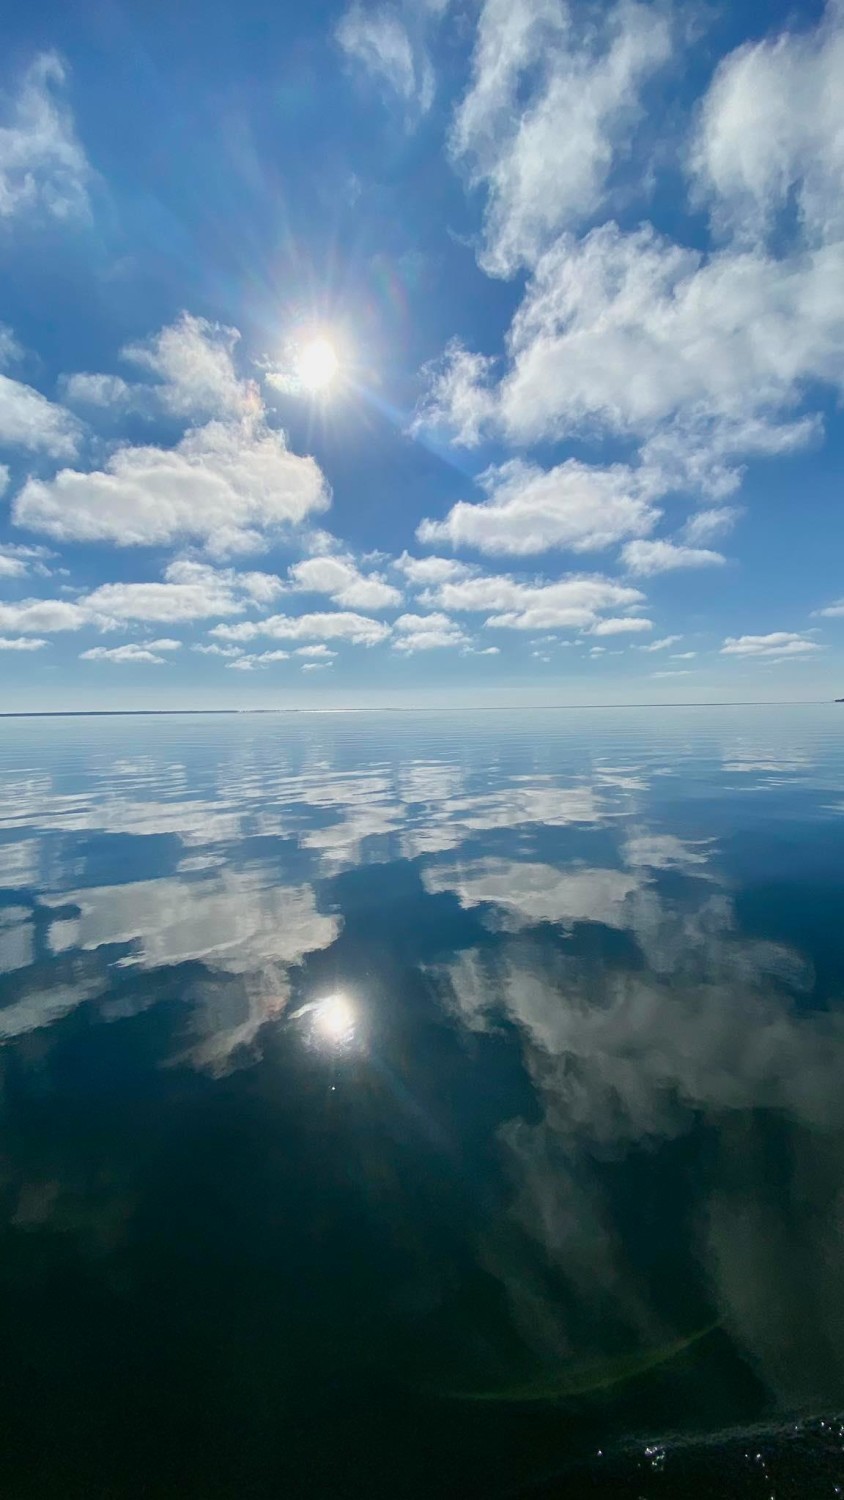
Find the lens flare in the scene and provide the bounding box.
[298,337,338,393]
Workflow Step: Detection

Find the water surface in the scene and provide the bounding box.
[1,707,843,1496]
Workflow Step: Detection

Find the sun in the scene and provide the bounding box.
[298,336,339,393]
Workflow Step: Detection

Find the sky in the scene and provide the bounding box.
[0,0,842,710]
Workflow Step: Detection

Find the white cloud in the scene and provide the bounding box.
[0,326,22,366]
[211,611,391,646]
[0,634,48,651]
[393,552,473,585]
[122,312,253,421]
[14,413,329,554]
[590,615,652,636]
[295,644,337,659]
[0,546,34,579]
[81,643,169,665]
[81,561,279,624]
[0,53,90,223]
[146,638,181,651]
[670,651,696,660]
[337,4,435,116]
[0,370,79,457]
[691,0,844,246]
[226,649,290,671]
[392,611,467,652]
[651,669,691,678]
[721,632,823,658]
[439,226,844,448]
[423,570,644,635]
[639,634,682,652]
[0,597,88,633]
[289,555,401,610]
[621,538,726,575]
[191,642,244,658]
[814,598,844,619]
[417,458,659,556]
[682,507,740,545]
[451,0,672,275]
[61,372,133,408]
[301,661,333,672]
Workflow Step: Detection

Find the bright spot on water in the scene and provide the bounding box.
[313,992,356,1044]
[298,337,338,393]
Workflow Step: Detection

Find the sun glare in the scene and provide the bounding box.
[313,992,357,1044]
[298,336,339,393]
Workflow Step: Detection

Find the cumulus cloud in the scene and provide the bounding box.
[191,642,244,659]
[0,541,53,579]
[621,538,726,575]
[638,634,682,652]
[226,649,290,671]
[289,554,401,610]
[451,0,672,275]
[81,561,282,625]
[336,3,436,117]
[0,562,288,638]
[0,369,79,457]
[122,313,254,421]
[0,597,89,633]
[392,611,468,652]
[210,610,391,646]
[690,0,844,246]
[814,598,844,619]
[422,571,644,635]
[417,458,660,556]
[422,225,844,452]
[721,632,823,658]
[0,634,48,651]
[14,413,329,554]
[295,644,337,659]
[0,52,91,223]
[590,615,652,636]
[60,372,134,409]
[80,643,171,665]
[393,552,474,585]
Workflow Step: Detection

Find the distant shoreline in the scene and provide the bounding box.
[0,701,834,718]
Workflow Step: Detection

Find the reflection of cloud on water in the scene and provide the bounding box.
[431,858,844,1405]
[622,832,713,871]
[0,873,341,1068]
[403,781,612,860]
[0,973,109,1042]
[4,794,245,846]
[425,860,642,933]
[0,907,35,974]
[43,870,338,974]
[0,840,41,886]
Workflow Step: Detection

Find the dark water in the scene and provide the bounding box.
[1,707,843,1498]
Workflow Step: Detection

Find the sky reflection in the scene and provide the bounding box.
[0,708,843,1491]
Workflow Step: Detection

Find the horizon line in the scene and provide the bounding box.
[0,699,836,718]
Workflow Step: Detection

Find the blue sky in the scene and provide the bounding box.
[0,0,842,709]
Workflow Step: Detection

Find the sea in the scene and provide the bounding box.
[0,706,842,1497]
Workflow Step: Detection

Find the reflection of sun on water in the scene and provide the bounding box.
[298,337,338,393]
[313,992,356,1043]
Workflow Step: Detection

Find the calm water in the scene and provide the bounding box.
[1,707,843,1497]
